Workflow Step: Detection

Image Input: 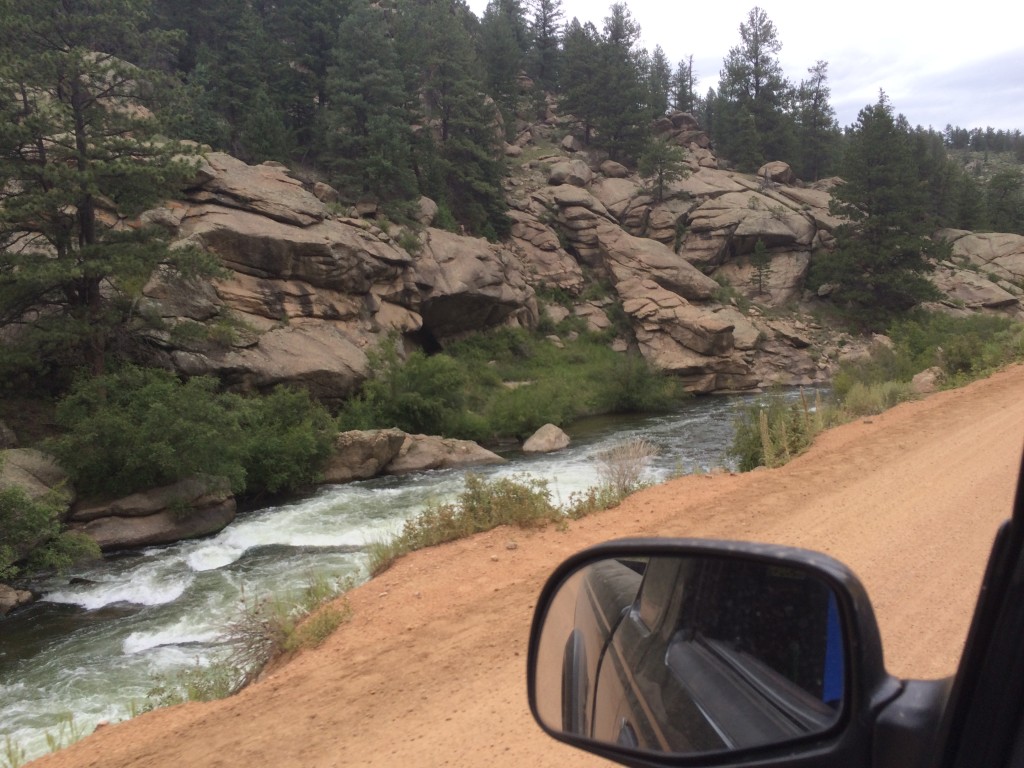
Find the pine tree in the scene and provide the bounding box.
[397,0,509,238]
[637,139,689,202]
[716,6,793,170]
[671,55,696,113]
[591,3,646,160]
[0,0,210,379]
[986,169,1024,234]
[794,61,839,181]
[645,45,672,120]
[165,0,291,161]
[262,0,351,153]
[560,18,602,145]
[526,0,563,92]
[750,238,772,295]
[813,93,941,329]
[320,3,417,208]
[480,0,525,130]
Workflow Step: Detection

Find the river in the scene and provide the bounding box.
[0,394,762,764]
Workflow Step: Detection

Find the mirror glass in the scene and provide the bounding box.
[532,554,845,755]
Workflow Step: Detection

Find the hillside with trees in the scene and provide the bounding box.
[2,0,1023,586]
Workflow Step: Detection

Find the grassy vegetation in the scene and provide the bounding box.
[0,713,88,768]
[340,329,683,442]
[369,438,661,575]
[730,312,1024,471]
[145,574,352,709]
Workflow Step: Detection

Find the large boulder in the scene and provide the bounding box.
[323,429,408,484]
[69,475,236,552]
[189,152,328,227]
[714,250,812,306]
[0,448,72,503]
[619,278,736,358]
[138,153,541,400]
[930,262,1020,313]
[411,228,538,340]
[547,158,593,187]
[506,210,585,294]
[384,434,506,475]
[170,322,372,404]
[937,230,1024,285]
[0,584,34,617]
[522,423,570,453]
[595,221,720,302]
[175,207,412,295]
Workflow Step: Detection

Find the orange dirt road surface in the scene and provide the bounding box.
[30,365,1024,768]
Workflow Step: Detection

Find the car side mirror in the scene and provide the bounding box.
[528,539,901,768]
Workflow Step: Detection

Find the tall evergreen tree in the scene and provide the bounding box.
[794,60,839,181]
[320,3,417,208]
[169,0,291,161]
[812,93,941,328]
[0,0,211,379]
[262,0,351,154]
[646,45,672,120]
[397,0,509,238]
[716,6,793,170]
[480,0,525,130]
[526,0,563,92]
[560,18,602,145]
[986,169,1024,234]
[671,55,696,113]
[590,3,646,160]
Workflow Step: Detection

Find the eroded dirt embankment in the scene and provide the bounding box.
[30,365,1024,768]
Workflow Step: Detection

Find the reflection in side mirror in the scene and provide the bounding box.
[531,549,847,757]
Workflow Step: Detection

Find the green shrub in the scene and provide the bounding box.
[840,380,914,417]
[51,367,246,497]
[284,606,348,651]
[232,387,336,497]
[485,381,576,439]
[729,391,834,471]
[0,485,98,580]
[401,473,558,549]
[593,356,678,414]
[372,474,561,574]
[834,312,1024,398]
[145,662,239,709]
[338,343,468,436]
[50,368,335,500]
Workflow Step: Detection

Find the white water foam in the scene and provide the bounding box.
[122,621,221,655]
[43,571,194,609]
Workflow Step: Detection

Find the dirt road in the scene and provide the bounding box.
[31,365,1024,768]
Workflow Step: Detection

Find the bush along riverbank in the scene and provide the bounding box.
[728,312,1024,470]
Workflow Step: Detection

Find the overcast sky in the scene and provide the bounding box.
[467,0,1024,131]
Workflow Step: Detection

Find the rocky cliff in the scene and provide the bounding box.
[133,113,1023,401]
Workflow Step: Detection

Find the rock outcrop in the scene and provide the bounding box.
[0,449,73,504]
[0,584,34,617]
[68,475,236,551]
[383,434,505,475]
[131,111,1021,400]
[323,429,409,484]
[139,156,540,402]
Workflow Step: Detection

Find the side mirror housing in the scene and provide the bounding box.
[527,539,903,768]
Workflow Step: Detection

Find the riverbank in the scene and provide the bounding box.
[28,364,1024,768]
